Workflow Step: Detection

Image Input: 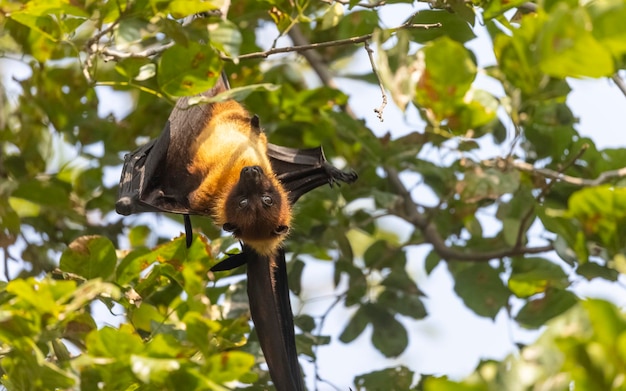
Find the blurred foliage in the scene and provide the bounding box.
[1,0,626,389]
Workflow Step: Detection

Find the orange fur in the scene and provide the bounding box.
[187,101,291,255]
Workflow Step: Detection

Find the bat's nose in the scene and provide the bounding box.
[241,166,263,177]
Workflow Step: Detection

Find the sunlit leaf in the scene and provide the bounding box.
[538,4,614,78]
[60,236,117,280]
[508,257,569,298]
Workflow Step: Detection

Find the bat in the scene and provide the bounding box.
[116,72,357,391]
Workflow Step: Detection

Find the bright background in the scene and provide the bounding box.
[2,2,626,389]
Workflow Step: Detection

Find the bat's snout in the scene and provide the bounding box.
[241,165,264,178]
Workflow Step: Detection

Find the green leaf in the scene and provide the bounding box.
[453,263,510,319]
[583,299,626,346]
[182,312,221,357]
[411,10,476,43]
[206,351,255,384]
[320,3,344,30]
[11,178,70,209]
[483,0,528,19]
[414,36,476,122]
[577,261,619,281]
[165,0,221,18]
[85,325,144,359]
[129,303,166,333]
[128,225,151,248]
[424,376,488,391]
[1,345,78,390]
[60,235,117,280]
[538,4,614,78]
[208,20,242,58]
[587,0,626,61]
[287,257,305,295]
[425,250,441,275]
[565,185,626,255]
[130,355,181,384]
[158,42,222,96]
[339,306,369,343]
[363,240,388,268]
[515,288,578,328]
[354,366,415,391]
[365,303,408,357]
[378,289,427,319]
[458,167,520,204]
[508,257,569,298]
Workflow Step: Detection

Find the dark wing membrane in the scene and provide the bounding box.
[245,245,306,391]
[267,144,358,205]
[116,73,231,216]
[116,139,160,215]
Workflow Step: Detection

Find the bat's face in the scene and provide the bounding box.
[223,166,290,250]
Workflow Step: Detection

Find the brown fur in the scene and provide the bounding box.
[186,100,291,255]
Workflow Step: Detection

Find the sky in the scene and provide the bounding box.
[2,2,626,390]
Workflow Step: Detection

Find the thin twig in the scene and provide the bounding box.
[320,0,387,9]
[513,144,589,249]
[222,22,441,61]
[612,73,626,99]
[386,167,554,262]
[312,292,346,391]
[363,41,387,122]
[2,248,10,281]
[484,156,626,187]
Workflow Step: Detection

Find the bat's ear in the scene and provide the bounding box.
[273,225,289,236]
[223,223,238,232]
[251,114,260,128]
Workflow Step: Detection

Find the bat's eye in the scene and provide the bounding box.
[239,198,248,208]
[262,195,273,206]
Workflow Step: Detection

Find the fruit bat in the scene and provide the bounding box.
[115,72,357,391]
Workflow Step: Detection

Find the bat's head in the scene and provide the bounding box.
[223,165,291,255]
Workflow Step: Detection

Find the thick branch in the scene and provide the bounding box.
[386,167,554,262]
[287,25,335,87]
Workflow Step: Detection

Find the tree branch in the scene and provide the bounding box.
[320,0,388,9]
[484,156,626,187]
[221,22,441,61]
[386,167,554,262]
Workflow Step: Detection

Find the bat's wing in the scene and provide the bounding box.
[115,73,231,217]
[267,144,358,205]
[244,245,306,391]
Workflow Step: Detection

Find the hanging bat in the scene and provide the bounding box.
[115,72,357,391]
